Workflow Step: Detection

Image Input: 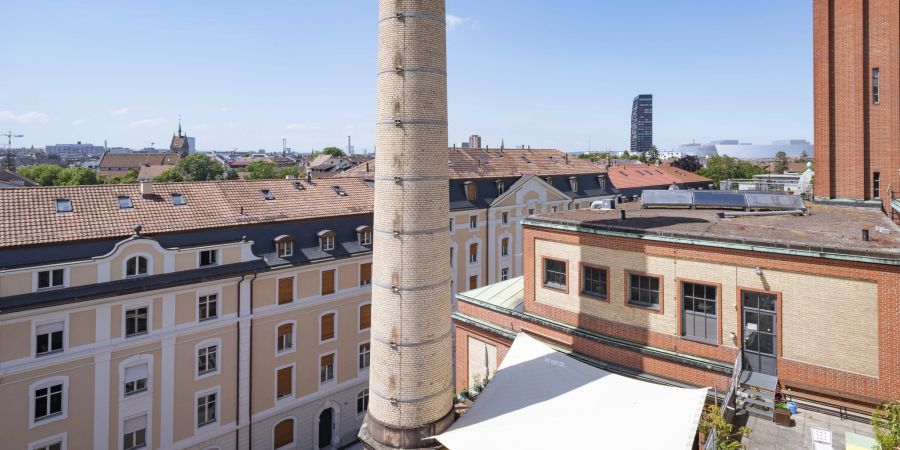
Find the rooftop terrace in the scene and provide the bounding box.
[525,202,900,263]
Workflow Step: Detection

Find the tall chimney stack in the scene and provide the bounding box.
[359,0,454,449]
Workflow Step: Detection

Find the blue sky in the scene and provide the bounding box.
[1,1,812,153]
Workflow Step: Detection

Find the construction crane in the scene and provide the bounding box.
[2,131,24,150]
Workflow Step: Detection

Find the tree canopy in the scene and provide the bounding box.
[244,161,301,180]
[638,146,660,164]
[773,151,788,174]
[697,155,767,187]
[152,154,224,182]
[671,155,703,173]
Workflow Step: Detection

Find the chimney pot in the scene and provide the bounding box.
[139,179,153,197]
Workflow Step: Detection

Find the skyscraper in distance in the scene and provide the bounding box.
[630,94,653,153]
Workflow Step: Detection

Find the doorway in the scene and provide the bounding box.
[741,291,778,376]
[318,407,333,449]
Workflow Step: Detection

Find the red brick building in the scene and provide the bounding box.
[454,203,900,416]
[814,0,900,222]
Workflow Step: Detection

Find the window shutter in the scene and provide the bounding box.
[277,367,292,397]
[36,322,64,335]
[124,364,149,384]
[360,263,372,285]
[124,415,147,434]
[322,353,335,367]
[321,314,335,340]
[359,304,371,330]
[274,419,294,448]
[322,270,335,295]
[278,277,294,305]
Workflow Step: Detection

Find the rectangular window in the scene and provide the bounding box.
[465,182,477,201]
[582,266,608,299]
[449,218,454,232]
[124,364,149,396]
[469,243,478,263]
[528,208,535,215]
[628,274,661,309]
[33,441,62,450]
[55,199,72,213]
[277,277,294,305]
[543,259,567,290]
[277,324,293,352]
[501,238,509,257]
[360,263,372,286]
[357,388,369,414]
[320,353,335,384]
[321,234,335,251]
[469,215,477,229]
[118,196,133,209]
[34,383,63,421]
[359,304,371,330]
[36,322,64,356]
[501,212,509,224]
[197,345,218,375]
[277,241,293,258]
[123,415,147,450]
[873,172,881,198]
[321,269,336,295]
[469,275,478,290]
[197,393,217,427]
[199,249,218,267]
[198,294,218,321]
[321,313,335,341]
[37,269,65,290]
[125,307,149,337]
[552,206,558,212]
[873,68,880,104]
[681,282,718,343]
[359,343,371,370]
[276,366,292,399]
[501,268,509,281]
[450,247,454,267]
[171,193,186,206]
[360,230,372,245]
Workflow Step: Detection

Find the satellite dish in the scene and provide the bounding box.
[798,169,814,196]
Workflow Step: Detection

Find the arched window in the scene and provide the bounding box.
[273,418,295,449]
[125,256,149,277]
[277,323,294,353]
[318,230,336,252]
[469,243,478,263]
[501,238,510,257]
[356,225,373,245]
[356,388,369,415]
[274,235,294,258]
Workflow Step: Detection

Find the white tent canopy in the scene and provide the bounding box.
[436,334,707,450]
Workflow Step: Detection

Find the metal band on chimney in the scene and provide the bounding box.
[373,278,451,293]
[377,67,447,76]
[370,383,454,405]
[370,329,452,348]
[373,226,449,236]
[375,119,449,126]
[378,12,446,23]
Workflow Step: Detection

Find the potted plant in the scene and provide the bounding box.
[697,404,752,450]
[871,401,899,450]
[774,403,792,427]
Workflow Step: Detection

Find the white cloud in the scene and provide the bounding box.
[70,119,86,126]
[111,107,129,115]
[0,111,50,124]
[130,118,165,128]
[285,123,320,131]
[446,14,472,30]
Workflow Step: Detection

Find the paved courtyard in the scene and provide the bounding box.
[738,409,876,450]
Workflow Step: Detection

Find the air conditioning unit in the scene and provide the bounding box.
[590,199,615,210]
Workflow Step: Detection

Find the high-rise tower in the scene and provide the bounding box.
[359,1,455,448]
[630,94,653,153]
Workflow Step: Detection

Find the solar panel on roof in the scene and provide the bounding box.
[746,193,806,210]
[641,190,693,207]
[692,191,747,209]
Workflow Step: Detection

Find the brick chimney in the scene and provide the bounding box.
[359,0,455,448]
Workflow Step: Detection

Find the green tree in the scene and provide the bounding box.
[672,155,703,172]
[277,165,301,179]
[697,155,767,187]
[320,147,345,157]
[56,167,99,186]
[102,169,139,184]
[871,402,900,450]
[16,164,63,186]
[773,151,788,174]
[245,161,279,179]
[225,170,240,180]
[154,168,184,182]
[176,154,224,181]
[639,145,660,164]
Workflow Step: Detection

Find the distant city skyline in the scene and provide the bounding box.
[2,1,813,152]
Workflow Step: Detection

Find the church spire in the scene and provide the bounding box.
[177,115,183,137]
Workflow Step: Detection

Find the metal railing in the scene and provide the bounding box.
[719,178,806,194]
[704,429,717,450]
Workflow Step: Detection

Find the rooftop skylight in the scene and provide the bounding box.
[56,198,73,213]
[118,196,133,209]
[261,189,275,200]
[171,193,186,206]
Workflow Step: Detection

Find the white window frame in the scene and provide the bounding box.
[501,211,509,225]
[195,338,221,380]
[358,302,371,332]
[123,253,153,278]
[500,238,510,257]
[32,315,68,358]
[275,274,295,305]
[28,432,67,450]
[275,320,296,356]
[198,249,219,268]
[121,412,150,450]
[358,341,371,375]
[197,290,220,322]
[319,310,338,343]
[119,355,153,401]
[319,351,337,386]
[356,388,369,417]
[33,267,68,291]
[359,229,372,245]
[276,240,293,258]
[123,303,151,338]
[321,233,336,251]
[274,363,296,402]
[194,387,220,431]
[29,376,68,429]
[469,215,478,230]
[501,267,510,281]
[272,417,297,450]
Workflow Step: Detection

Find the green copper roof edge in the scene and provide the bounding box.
[813,196,883,206]
[522,219,900,266]
[456,295,733,375]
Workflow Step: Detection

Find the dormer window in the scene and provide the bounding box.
[598,175,607,190]
[171,193,186,206]
[496,180,505,195]
[274,235,294,258]
[261,189,275,200]
[464,181,476,201]
[357,226,373,245]
[569,176,578,192]
[118,196,133,209]
[318,230,336,251]
[55,199,73,213]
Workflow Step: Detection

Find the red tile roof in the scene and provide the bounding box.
[98,152,181,170]
[606,164,711,190]
[0,178,373,248]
